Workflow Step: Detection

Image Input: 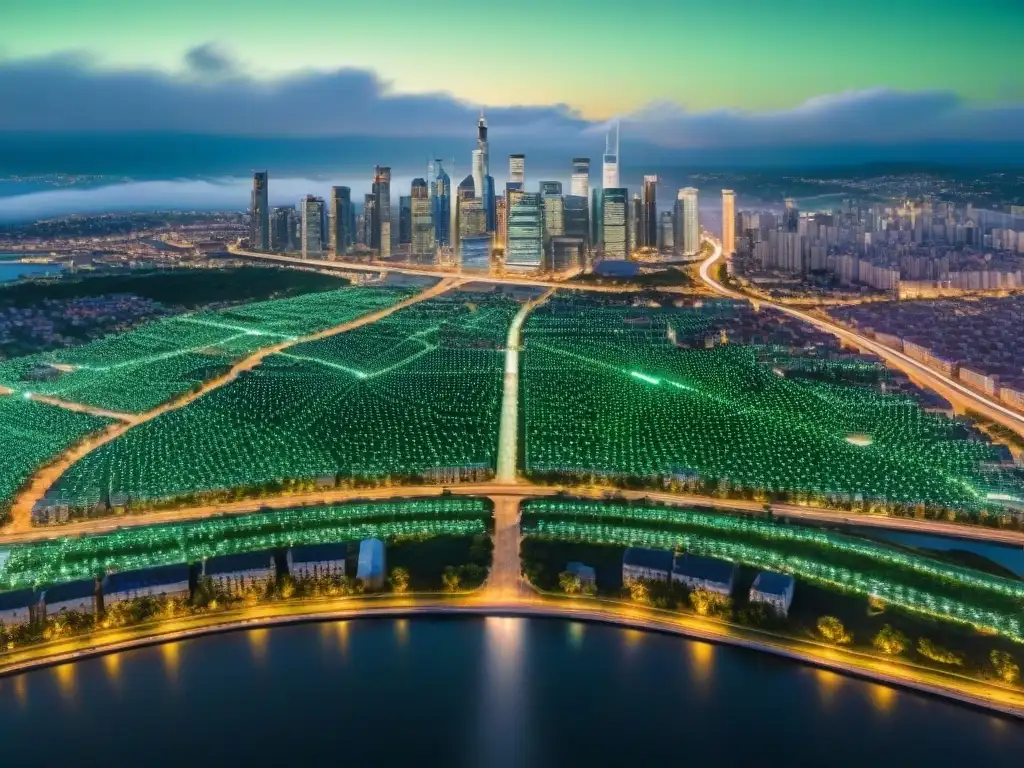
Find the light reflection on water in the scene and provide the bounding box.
[688,640,716,685]
[478,617,531,768]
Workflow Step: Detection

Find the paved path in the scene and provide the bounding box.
[698,238,1024,438]
[496,288,556,483]
[486,496,531,598]
[4,278,463,533]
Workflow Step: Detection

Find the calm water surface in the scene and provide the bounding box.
[0,260,63,282]
[0,617,1019,767]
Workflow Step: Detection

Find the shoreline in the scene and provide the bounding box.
[2,594,1021,721]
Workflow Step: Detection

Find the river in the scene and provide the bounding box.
[0,258,63,283]
[0,617,1019,766]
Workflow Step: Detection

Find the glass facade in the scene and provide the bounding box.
[329,186,353,256]
[300,195,325,259]
[506,192,544,272]
[250,171,270,251]
[600,188,628,259]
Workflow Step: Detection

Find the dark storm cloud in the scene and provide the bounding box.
[0,48,1019,147]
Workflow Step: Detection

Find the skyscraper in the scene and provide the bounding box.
[539,181,562,196]
[300,195,325,259]
[509,154,526,188]
[471,114,495,233]
[269,206,295,252]
[362,194,374,247]
[630,194,642,254]
[642,175,658,249]
[659,210,675,251]
[329,186,353,257]
[495,196,508,252]
[675,187,700,256]
[250,171,270,251]
[431,160,452,247]
[571,158,590,200]
[398,195,412,246]
[410,178,435,263]
[600,188,628,259]
[458,196,489,271]
[722,189,737,256]
[563,195,590,244]
[371,166,391,258]
[506,192,544,272]
[602,122,620,189]
[783,198,799,233]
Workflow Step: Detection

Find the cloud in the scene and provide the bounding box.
[614,88,1024,147]
[0,47,1019,150]
[183,43,236,77]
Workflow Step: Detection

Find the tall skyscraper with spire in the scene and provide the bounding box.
[430,159,452,247]
[470,113,496,232]
[602,122,620,189]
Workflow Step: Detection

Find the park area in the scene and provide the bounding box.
[520,295,1024,515]
[48,290,520,507]
[0,397,112,517]
[0,283,415,414]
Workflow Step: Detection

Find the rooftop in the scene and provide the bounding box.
[673,553,737,586]
[42,579,95,604]
[290,543,349,565]
[205,551,275,575]
[751,571,796,597]
[0,588,37,611]
[104,564,189,593]
[622,547,673,572]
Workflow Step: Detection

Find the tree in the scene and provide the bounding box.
[689,588,732,618]
[916,638,963,666]
[558,571,583,596]
[628,580,650,604]
[817,616,852,645]
[990,650,1021,684]
[872,625,908,656]
[442,566,462,593]
[389,567,410,595]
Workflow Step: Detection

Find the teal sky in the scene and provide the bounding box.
[3,0,1022,118]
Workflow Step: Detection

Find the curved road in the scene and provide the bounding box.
[698,238,1024,438]
[5,278,463,533]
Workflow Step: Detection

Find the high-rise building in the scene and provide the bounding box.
[431,160,452,247]
[641,175,658,249]
[472,114,496,233]
[269,206,295,252]
[602,122,620,189]
[630,194,642,254]
[250,171,270,251]
[410,178,434,264]
[599,188,628,259]
[505,187,524,252]
[549,237,585,272]
[458,174,475,201]
[495,196,508,251]
[539,181,563,196]
[722,189,736,256]
[329,186,353,256]
[659,210,674,251]
[509,154,526,187]
[563,195,590,245]
[783,198,799,233]
[675,187,700,256]
[571,158,590,200]
[398,195,412,246]
[371,166,391,257]
[300,195,325,259]
[458,195,489,271]
[362,194,374,247]
[506,192,544,272]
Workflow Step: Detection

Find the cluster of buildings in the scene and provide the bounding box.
[248,121,724,273]
[828,296,1024,412]
[620,547,796,616]
[0,294,171,358]
[0,538,387,630]
[731,199,1024,297]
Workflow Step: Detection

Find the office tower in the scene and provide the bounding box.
[509,154,526,188]
[362,194,375,247]
[783,198,799,233]
[250,171,270,251]
[602,122,620,189]
[371,166,391,257]
[431,159,452,247]
[563,195,590,244]
[329,186,353,257]
[458,174,475,200]
[269,206,295,252]
[642,175,658,249]
[571,158,590,200]
[675,187,700,256]
[495,196,508,251]
[539,181,562,196]
[659,210,674,251]
[630,194,642,254]
[722,189,736,256]
[505,187,524,251]
[471,114,495,232]
[599,188,628,259]
[410,178,434,263]
[542,192,564,237]
[398,195,412,246]
[484,175,496,233]
[506,192,544,272]
[300,195,325,259]
[472,150,486,202]
[458,196,489,271]
[549,237,585,272]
